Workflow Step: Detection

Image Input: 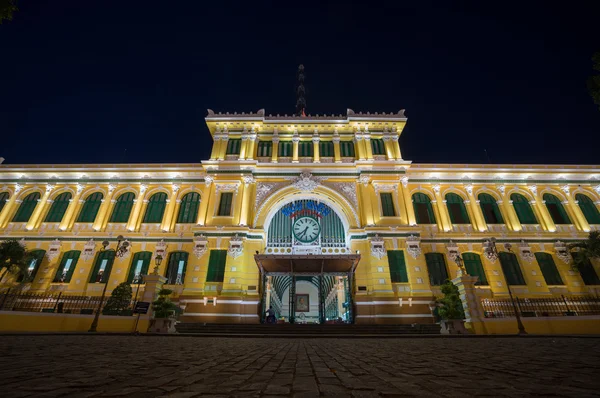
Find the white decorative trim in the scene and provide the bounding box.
[518,240,535,263]
[325,182,358,210]
[483,239,498,263]
[446,239,460,263]
[228,234,243,259]
[82,239,96,261]
[372,183,398,195]
[528,185,538,196]
[370,234,386,259]
[554,240,572,265]
[215,183,240,194]
[46,239,61,262]
[406,235,421,259]
[291,171,325,193]
[358,175,370,186]
[204,176,214,186]
[155,239,168,260]
[400,176,409,188]
[242,175,256,185]
[193,234,209,259]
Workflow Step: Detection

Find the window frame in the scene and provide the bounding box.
[165,251,189,285]
[226,139,242,155]
[370,139,385,155]
[445,193,470,224]
[206,249,227,283]
[12,192,41,223]
[425,253,449,286]
[177,192,201,224]
[142,192,168,223]
[498,252,526,285]
[387,250,409,283]
[576,193,600,224]
[510,193,538,225]
[478,193,504,224]
[53,250,81,283]
[413,193,436,224]
[217,192,234,217]
[76,192,104,223]
[109,192,135,223]
[89,249,115,283]
[462,252,488,286]
[380,192,397,217]
[543,193,571,225]
[534,252,564,286]
[44,192,72,223]
[127,251,152,284]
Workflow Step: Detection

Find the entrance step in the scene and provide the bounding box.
[175,323,441,336]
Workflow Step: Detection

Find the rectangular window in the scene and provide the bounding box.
[132,260,144,284]
[257,141,272,157]
[380,193,396,217]
[279,141,292,157]
[499,252,526,285]
[226,139,241,155]
[388,250,408,283]
[206,250,227,283]
[319,141,333,157]
[299,141,313,157]
[217,192,233,216]
[534,253,564,285]
[340,141,355,157]
[425,253,449,286]
[371,139,385,155]
[97,259,108,282]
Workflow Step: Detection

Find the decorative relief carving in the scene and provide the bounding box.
[228,234,243,259]
[155,239,168,259]
[528,185,538,196]
[291,171,325,193]
[518,240,535,263]
[242,175,256,185]
[46,239,61,262]
[255,182,288,208]
[497,185,506,195]
[464,184,473,195]
[358,175,370,186]
[194,235,209,259]
[561,185,570,195]
[406,235,421,259]
[400,176,409,188]
[483,239,498,263]
[325,182,358,209]
[204,176,214,186]
[370,234,386,259]
[432,184,441,194]
[446,240,460,263]
[215,183,240,193]
[372,183,398,195]
[554,240,572,264]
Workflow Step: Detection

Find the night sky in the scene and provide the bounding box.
[1,1,599,166]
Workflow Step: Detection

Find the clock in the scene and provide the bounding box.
[293,216,321,243]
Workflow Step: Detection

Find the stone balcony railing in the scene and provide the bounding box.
[341,157,355,163]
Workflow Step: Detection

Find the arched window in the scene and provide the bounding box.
[575,194,600,224]
[534,253,563,285]
[44,192,72,223]
[498,252,526,285]
[425,253,449,286]
[20,249,46,282]
[543,193,571,224]
[53,250,81,283]
[165,251,188,284]
[109,192,135,223]
[413,193,436,224]
[177,192,201,223]
[387,250,408,283]
[478,193,504,224]
[445,193,470,224]
[143,192,167,223]
[510,193,537,225]
[462,253,488,285]
[0,191,9,214]
[89,250,115,283]
[77,192,103,223]
[127,251,152,284]
[12,192,41,222]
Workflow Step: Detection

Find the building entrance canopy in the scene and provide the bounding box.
[254,254,361,275]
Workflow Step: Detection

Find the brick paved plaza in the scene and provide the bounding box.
[1,336,599,397]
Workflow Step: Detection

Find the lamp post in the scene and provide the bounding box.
[88,235,130,333]
[484,238,527,335]
[152,254,163,276]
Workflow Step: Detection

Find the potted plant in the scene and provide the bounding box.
[436,280,469,334]
[102,282,133,316]
[149,288,181,333]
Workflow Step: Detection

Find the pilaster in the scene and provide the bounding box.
[464,185,486,231]
[312,131,320,163]
[561,186,590,232]
[400,177,416,226]
[196,180,213,226]
[92,185,116,231]
[239,176,255,226]
[364,134,374,160]
[126,184,147,231]
[0,184,24,228]
[271,135,279,163]
[292,132,300,163]
[161,184,180,232]
[26,185,54,230]
[59,185,84,231]
[332,132,341,163]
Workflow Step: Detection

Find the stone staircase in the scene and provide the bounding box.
[174,323,441,336]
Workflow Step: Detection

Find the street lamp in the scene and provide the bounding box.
[88,235,129,333]
[484,238,527,335]
[152,254,163,276]
[454,254,467,276]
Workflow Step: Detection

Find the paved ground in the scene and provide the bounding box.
[0,336,599,397]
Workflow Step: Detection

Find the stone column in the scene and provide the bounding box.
[246,131,257,160]
[0,184,24,228]
[497,186,520,231]
[26,184,54,230]
[337,277,345,318]
[141,274,168,332]
[59,184,84,231]
[391,131,402,159]
[196,179,213,226]
[354,133,365,161]
[364,133,374,160]
[126,184,147,231]
[292,132,300,163]
[209,129,222,160]
[135,199,150,231]
[452,273,487,334]
[99,198,117,231]
[239,176,255,226]
[271,135,279,163]
[400,176,416,226]
[383,135,395,160]
[527,185,554,231]
[160,184,180,232]
[465,184,486,232]
[67,199,85,230]
[312,131,320,163]
[218,136,229,161]
[332,131,341,163]
[92,184,116,231]
[358,176,374,226]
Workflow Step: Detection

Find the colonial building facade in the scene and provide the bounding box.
[1,108,600,327]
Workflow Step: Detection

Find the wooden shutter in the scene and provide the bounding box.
[13,192,41,222]
[110,192,135,223]
[77,192,104,223]
[425,253,449,286]
[478,193,503,224]
[534,252,563,285]
[576,194,600,224]
[413,193,436,224]
[206,250,227,282]
[511,194,537,224]
[445,193,470,224]
[380,193,396,216]
[462,253,488,285]
[388,250,408,283]
[217,192,233,216]
[143,193,168,223]
[498,252,526,285]
[543,194,571,224]
[44,192,72,222]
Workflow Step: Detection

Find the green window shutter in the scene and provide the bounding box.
[279,141,292,157]
[388,250,408,283]
[165,251,188,284]
[319,141,333,157]
[478,193,504,224]
[76,192,103,223]
[177,192,201,223]
[576,194,600,224]
[0,191,9,214]
[257,141,272,157]
[12,192,41,222]
[573,253,600,285]
[510,193,537,224]
[445,193,470,224]
[412,193,436,224]
[425,253,449,286]
[371,139,385,155]
[217,192,233,216]
[498,252,526,285]
[226,139,242,155]
[340,141,355,157]
[53,250,80,283]
[206,249,227,282]
[380,193,396,217]
[299,141,313,157]
[109,192,135,223]
[44,192,72,222]
[462,253,488,285]
[89,250,115,283]
[142,192,167,223]
[543,194,571,224]
[534,252,563,285]
[21,250,46,282]
[127,251,152,284]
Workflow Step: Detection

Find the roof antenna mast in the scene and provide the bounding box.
[295,64,306,117]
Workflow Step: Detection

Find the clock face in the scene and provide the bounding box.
[293,216,321,243]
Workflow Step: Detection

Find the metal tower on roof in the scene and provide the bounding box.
[295,64,306,117]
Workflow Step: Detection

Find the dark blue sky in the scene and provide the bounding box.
[1,0,599,165]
